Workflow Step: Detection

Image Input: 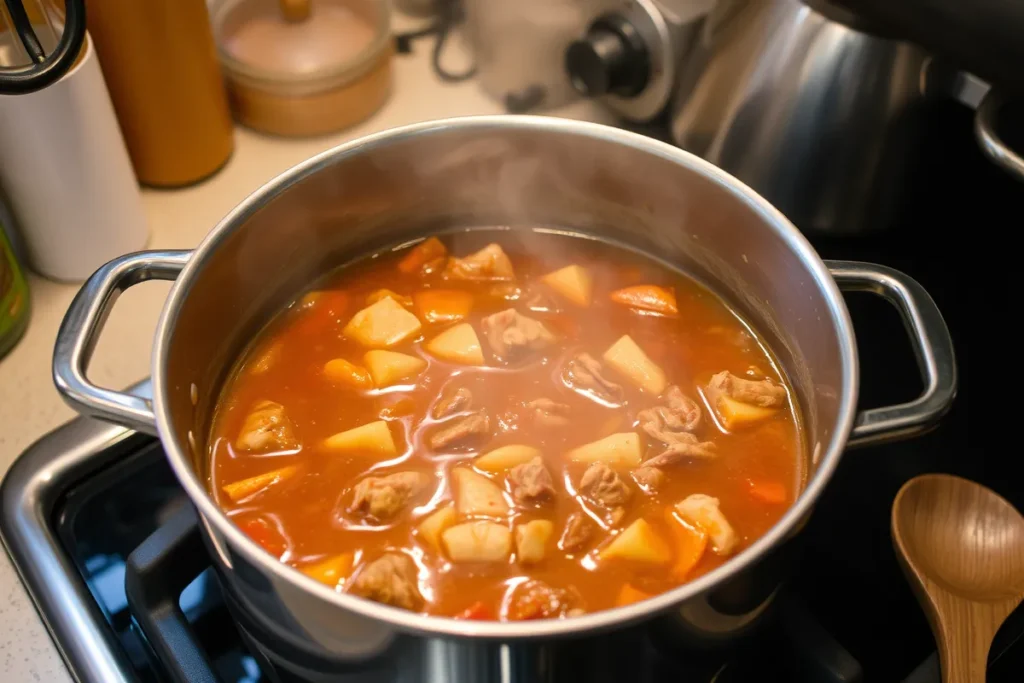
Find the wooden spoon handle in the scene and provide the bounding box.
[935,608,992,683]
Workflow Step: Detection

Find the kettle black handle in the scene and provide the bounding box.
[813,0,1024,94]
[0,0,86,94]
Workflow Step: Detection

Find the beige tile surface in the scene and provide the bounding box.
[0,15,611,679]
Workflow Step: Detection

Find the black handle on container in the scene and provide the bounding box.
[813,0,1024,94]
[124,505,221,683]
[0,0,87,94]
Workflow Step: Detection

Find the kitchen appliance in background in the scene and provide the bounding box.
[0,0,84,93]
[565,0,714,123]
[0,26,148,282]
[211,0,392,138]
[85,0,234,187]
[464,0,592,112]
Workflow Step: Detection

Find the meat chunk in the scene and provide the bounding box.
[643,432,717,466]
[433,386,473,419]
[526,398,571,427]
[631,465,666,492]
[348,554,423,610]
[637,385,702,441]
[443,243,515,281]
[481,308,556,360]
[708,371,786,408]
[562,353,623,404]
[578,462,631,508]
[675,494,738,555]
[506,580,582,620]
[350,472,429,522]
[508,457,556,504]
[429,411,491,450]
[235,400,298,452]
[558,512,594,552]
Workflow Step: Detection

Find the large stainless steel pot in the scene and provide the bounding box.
[52,116,955,678]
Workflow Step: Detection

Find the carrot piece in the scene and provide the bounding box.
[366,289,413,308]
[665,509,709,580]
[300,553,353,587]
[413,289,474,324]
[616,583,652,607]
[399,237,448,274]
[241,518,287,557]
[747,479,788,504]
[222,465,298,502]
[455,600,495,620]
[323,358,373,389]
[610,285,679,315]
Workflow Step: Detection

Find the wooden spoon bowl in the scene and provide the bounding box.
[892,474,1024,683]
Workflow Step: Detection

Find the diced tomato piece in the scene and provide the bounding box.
[398,237,448,275]
[455,601,494,620]
[747,479,787,504]
[241,518,287,558]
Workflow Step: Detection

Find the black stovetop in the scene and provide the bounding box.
[3,100,1014,682]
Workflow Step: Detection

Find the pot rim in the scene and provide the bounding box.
[151,115,858,639]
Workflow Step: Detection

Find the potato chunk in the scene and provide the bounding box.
[300,553,353,588]
[474,445,542,473]
[674,494,738,555]
[363,350,427,387]
[566,432,641,467]
[417,506,457,551]
[443,521,512,562]
[323,358,373,389]
[602,335,667,395]
[324,420,398,456]
[541,264,593,307]
[425,323,484,365]
[343,296,423,348]
[598,518,672,564]
[712,394,778,430]
[452,468,508,517]
[366,289,413,308]
[222,465,298,502]
[515,520,554,564]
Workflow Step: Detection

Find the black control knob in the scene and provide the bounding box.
[565,14,650,98]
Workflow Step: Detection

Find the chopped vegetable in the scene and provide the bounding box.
[616,583,652,607]
[515,520,554,564]
[455,600,495,620]
[474,444,543,472]
[424,323,485,365]
[363,350,427,387]
[599,518,672,564]
[323,420,398,456]
[343,296,423,348]
[247,341,282,375]
[323,358,373,389]
[444,243,515,281]
[747,479,787,504]
[602,335,667,395]
[300,553,353,587]
[366,289,413,308]
[222,465,298,502]
[610,285,678,315]
[674,494,737,556]
[442,521,512,562]
[417,506,458,551]
[566,432,641,467]
[665,509,709,580]
[452,468,509,516]
[541,264,593,307]
[399,237,448,274]
[413,289,474,324]
[241,518,287,557]
[711,394,778,431]
[378,397,417,419]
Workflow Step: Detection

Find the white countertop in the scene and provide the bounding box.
[0,16,612,679]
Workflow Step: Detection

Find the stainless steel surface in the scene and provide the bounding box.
[52,251,189,435]
[51,116,955,664]
[825,261,956,447]
[974,90,1024,183]
[0,381,153,683]
[669,0,930,235]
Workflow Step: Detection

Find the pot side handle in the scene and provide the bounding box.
[53,250,192,436]
[974,90,1024,183]
[825,260,957,448]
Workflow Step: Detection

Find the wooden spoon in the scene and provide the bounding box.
[892,474,1024,683]
[279,0,311,22]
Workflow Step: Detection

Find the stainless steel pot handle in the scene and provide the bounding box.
[974,90,1024,183]
[825,260,957,448]
[53,250,192,436]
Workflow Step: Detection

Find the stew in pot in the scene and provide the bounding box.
[207,231,804,620]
